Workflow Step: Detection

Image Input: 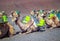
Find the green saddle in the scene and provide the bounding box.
[48,13,55,19]
[0,15,8,23]
[37,18,46,27]
[22,16,31,24]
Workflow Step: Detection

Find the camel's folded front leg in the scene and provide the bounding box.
[54,16,60,26]
[22,24,34,34]
[24,20,37,34]
[17,20,26,31]
[6,22,15,36]
[50,19,56,29]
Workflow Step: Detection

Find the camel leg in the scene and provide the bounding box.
[22,25,36,34]
[50,19,56,29]
[17,20,26,31]
[6,22,15,36]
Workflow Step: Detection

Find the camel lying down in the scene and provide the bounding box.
[45,16,60,29]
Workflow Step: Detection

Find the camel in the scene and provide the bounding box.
[11,11,37,34]
[0,11,15,38]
